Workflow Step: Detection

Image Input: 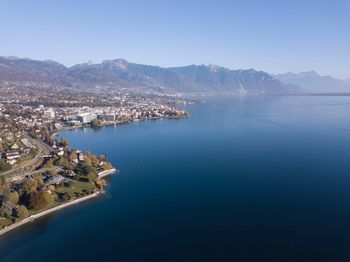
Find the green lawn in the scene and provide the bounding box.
[54,180,95,197]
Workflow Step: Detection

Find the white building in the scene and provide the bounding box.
[44,108,55,119]
[76,113,97,123]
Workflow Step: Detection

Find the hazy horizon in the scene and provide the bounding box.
[1,0,349,79]
[1,54,348,81]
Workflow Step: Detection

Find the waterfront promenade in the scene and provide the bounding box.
[0,168,116,237]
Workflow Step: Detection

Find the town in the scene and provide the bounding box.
[0,82,190,231]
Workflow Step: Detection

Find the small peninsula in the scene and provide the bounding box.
[0,91,189,235]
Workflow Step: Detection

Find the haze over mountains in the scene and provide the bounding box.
[0,56,348,95]
[275,71,350,93]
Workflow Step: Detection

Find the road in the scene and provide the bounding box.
[0,134,52,177]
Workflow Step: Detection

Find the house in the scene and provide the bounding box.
[57,147,64,156]
[78,152,85,161]
[7,159,17,165]
[45,175,66,186]
[5,151,20,161]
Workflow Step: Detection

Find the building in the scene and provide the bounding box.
[4,151,20,165]
[76,113,97,123]
[98,114,115,122]
[57,147,64,156]
[44,108,55,119]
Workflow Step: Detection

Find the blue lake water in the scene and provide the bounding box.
[2,95,350,261]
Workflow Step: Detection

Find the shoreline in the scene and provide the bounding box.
[68,114,188,130]
[0,168,116,237]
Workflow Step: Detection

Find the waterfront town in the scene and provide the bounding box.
[0,81,189,231]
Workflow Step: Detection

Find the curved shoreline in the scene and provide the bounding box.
[0,168,116,237]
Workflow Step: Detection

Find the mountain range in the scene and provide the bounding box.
[274,71,350,93]
[0,56,348,94]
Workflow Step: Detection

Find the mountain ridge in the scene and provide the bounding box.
[274,71,350,93]
[0,56,295,94]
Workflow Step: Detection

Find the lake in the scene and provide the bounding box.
[2,95,350,261]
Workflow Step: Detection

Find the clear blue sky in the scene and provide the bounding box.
[1,0,349,78]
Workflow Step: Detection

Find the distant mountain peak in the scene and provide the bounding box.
[0,55,293,94]
[101,58,129,70]
[275,71,350,93]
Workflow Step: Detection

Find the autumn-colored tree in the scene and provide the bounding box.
[9,191,19,204]
[15,205,29,219]
[69,151,78,161]
[91,155,99,166]
[18,179,38,197]
[47,185,55,192]
[35,177,45,188]
[95,179,107,190]
[84,157,92,167]
[102,162,113,170]
[29,191,54,210]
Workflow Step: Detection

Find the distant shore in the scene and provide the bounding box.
[0,168,116,237]
[63,114,189,131]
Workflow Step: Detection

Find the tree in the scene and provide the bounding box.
[60,137,68,147]
[62,191,75,201]
[18,179,38,197]
[47,169,57,177]
[90,154,99,166]
[69,151,78,161]
[45,159,54,168]
[57,156,69,167]
[87,172,98,183]
[9,191,19,205]
[64,180,74,188]
[35,177,45,188]
[46,136,54,146]
[29,191,54,210]
[102,162,113,170]
[0,159,11,172]
[15,205,29,219]
[82,162,97,176]
[2,188,18,204]
[0,175,7,187]
[95,179,106,190]
[0,201,14,218]
[91,119,101,127]
[30,148,39,157]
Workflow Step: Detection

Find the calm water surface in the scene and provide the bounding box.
[2,95,350,261]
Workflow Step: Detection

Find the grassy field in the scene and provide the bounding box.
[54,180,95,196]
